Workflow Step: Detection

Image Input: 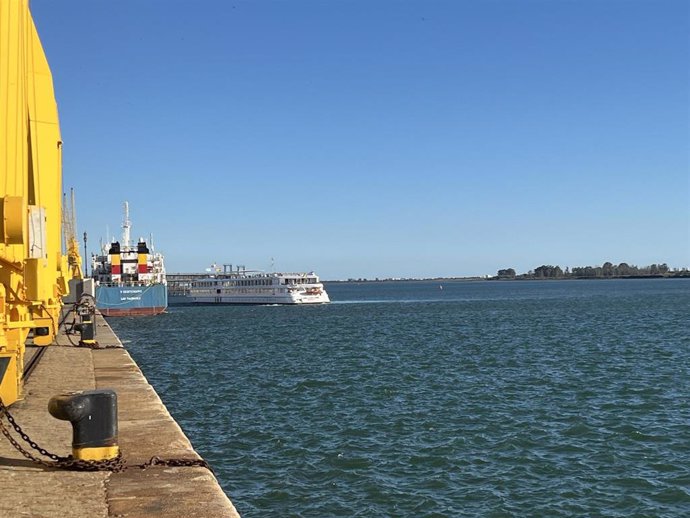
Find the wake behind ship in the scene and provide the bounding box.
[91,202,167,316]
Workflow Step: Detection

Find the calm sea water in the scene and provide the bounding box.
[109,279,690,517]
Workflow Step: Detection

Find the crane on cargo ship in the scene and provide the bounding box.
[1,0,71,405]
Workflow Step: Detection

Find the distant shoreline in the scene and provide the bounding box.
[324,274,690,283]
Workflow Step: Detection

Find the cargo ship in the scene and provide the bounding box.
[91,202,167,316]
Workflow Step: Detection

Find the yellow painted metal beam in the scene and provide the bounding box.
[1,0,69,403]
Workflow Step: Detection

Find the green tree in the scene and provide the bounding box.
[616,263,632,276]
[533,265,564,278]
[603,262,614,277]
[497,268,516,279]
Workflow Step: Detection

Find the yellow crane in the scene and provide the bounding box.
[1,0,70,404]
[63,188,83,280]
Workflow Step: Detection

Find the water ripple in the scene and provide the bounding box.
[111,279,690,517]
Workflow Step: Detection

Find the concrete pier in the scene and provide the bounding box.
[0,312,240,517]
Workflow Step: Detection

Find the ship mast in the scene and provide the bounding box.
[122,201,131,248]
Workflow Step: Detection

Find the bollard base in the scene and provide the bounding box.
[74,445,120,461]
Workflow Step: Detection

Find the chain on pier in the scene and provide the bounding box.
[0,398,211,473]
[58,301,123,349]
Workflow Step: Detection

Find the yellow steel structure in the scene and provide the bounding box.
[1,0,69,404]
[63,188,83,280]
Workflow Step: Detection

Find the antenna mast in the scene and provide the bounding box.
[122,201,131,248]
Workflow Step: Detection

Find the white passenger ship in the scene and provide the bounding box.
[169,265,330,305]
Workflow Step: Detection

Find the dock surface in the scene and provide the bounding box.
[0,312,240,517]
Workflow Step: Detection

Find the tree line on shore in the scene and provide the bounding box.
[496,262,689,280]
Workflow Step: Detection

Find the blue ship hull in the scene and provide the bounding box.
[95,284,168,316]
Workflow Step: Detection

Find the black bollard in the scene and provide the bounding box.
[77,310,97,346]
[48,389,119,461]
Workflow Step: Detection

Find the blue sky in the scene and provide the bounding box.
[31,0,689,279]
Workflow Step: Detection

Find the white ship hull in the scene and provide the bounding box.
[189,290,329,305]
